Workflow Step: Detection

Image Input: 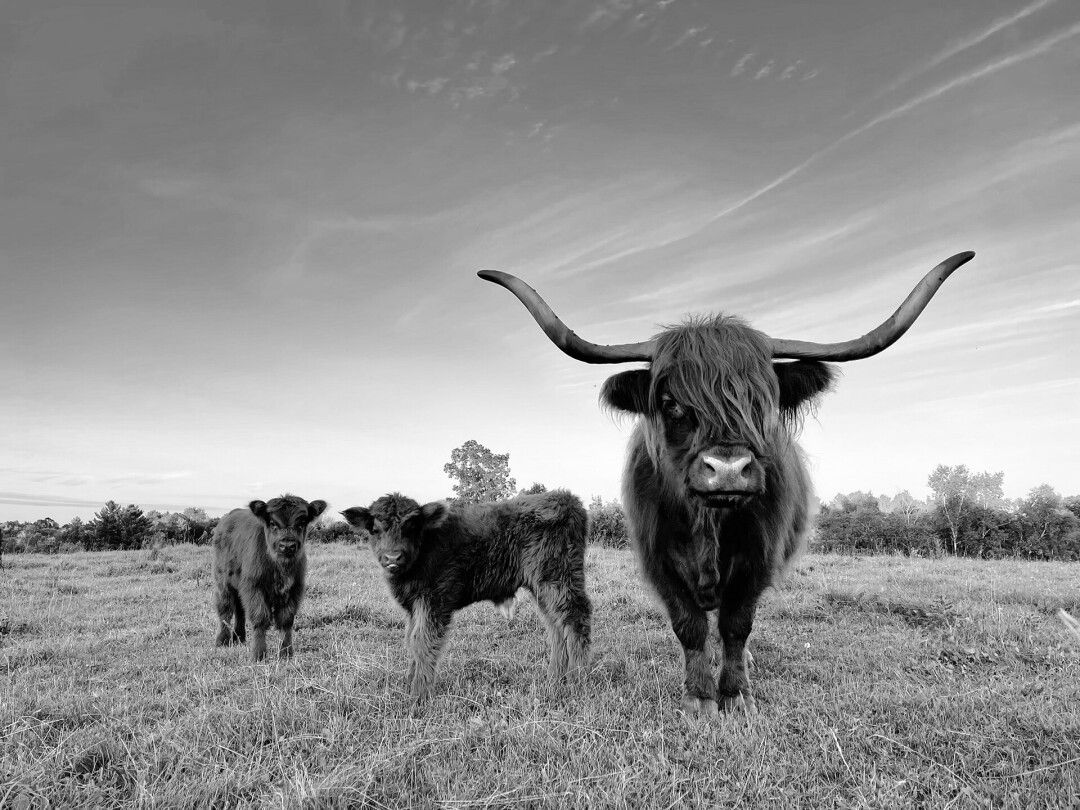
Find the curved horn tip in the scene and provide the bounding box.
[477,269,507,282]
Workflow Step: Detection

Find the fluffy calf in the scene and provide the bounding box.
[212,494,327,661]
[343,489,592,701]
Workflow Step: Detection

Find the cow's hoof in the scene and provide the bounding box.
[681,696,719,718]
[719,692,757,714]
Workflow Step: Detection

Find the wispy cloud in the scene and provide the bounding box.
[868,0,1062,103]
[708,19,1080,222]
[731,52,754,76]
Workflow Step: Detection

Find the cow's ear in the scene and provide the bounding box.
[773,361,836,414]
[249,500,269,522]
[341,507,373,532]
[601,370,651,414]
[308,500,328,520]
[417,501,450,530]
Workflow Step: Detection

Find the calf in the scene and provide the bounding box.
[212,494,327,661]
[343,489,592,701]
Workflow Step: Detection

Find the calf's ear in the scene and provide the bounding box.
[402,501,450,537]
[249,500,269,521]
[601,370,651,415]
[308,500,328,520]
[773,360,836,414]
[418,501,450,530]
[341,507,374,532]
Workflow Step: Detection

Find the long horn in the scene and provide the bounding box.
[477,270,656,363]
[769,251,975,361]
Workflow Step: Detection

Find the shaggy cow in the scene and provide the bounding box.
[212,494,327,661]
[342,489,592,701]
[479,251,974,715]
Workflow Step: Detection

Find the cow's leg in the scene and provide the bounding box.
[407,599,451,702]
[655,586,716,716]
[532,584,571,680]
[674,611,717,717]
[231,588,247,644]
[242,588,272,662]
[535,576,592,681]
[715,577,764,713]
[213,584,234,646]
[275,590,301,659]
[276,606,295,659]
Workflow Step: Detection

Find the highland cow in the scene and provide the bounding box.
[212,494,327,661]
[479,251,974,715]
[342,489,592,701]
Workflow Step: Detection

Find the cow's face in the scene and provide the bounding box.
[249,496,327,561]
[343,495,449,576]
[602,319,834,508]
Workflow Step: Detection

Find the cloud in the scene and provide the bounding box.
[731,52,754,76]
[707,19,1080,222]
[868,0,1062,102]
[0,492,110,509]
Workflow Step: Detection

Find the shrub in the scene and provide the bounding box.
[588,497,629,549]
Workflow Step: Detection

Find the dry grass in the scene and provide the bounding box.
[2,545,1078,808]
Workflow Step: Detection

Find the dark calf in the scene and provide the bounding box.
[343,489,592,701]
[212,494,327,661]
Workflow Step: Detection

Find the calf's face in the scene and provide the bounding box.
[343,501,449,575]
[249,497,327,561]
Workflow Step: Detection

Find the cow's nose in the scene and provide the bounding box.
[701,452,753,488]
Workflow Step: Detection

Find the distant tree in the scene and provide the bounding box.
[89,501,123,550]
[119,504,152,549]
[89,501,152,550]
[879,490,928,525]
[1061,495,1080,522]
[443,440,517,504]
[927,465,1004,555]
[519,482,548,496]
[1014,484,1080,560]
[829,491,880,514]
[587,496,628,549]
[60,517,88,549]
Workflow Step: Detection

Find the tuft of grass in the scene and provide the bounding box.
[1,545,1078,808]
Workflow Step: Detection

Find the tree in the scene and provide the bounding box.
[443,440,517,504]
[880,490,927,525]
[927,465,1004,555]
[89,501,152,550]
[60,517,88,549]
[1014,484,1080,560]
[519,482,548,496]
[588,496,628,549]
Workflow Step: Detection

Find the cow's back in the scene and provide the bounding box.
[213,508,265,586]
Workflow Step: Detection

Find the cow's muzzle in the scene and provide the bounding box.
[380,550,405,574]
[689,447,763,507]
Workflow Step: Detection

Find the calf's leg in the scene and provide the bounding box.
[406,599,451,701]
[242,587,273,662]
[213,584,244,646]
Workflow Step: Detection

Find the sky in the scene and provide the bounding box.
[2,0,1078,524]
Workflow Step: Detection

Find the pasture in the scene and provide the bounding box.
[2,544,1078,809]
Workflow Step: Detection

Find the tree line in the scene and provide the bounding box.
[814,465,1079,560]
[3,450,1077,561]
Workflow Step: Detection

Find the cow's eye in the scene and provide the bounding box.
[661,395,688,421]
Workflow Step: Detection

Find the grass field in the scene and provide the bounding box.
[2,543,1078,809]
